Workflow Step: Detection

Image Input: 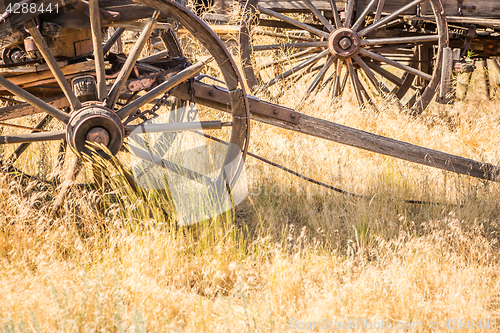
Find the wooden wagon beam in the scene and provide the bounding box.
[172,81,499,182]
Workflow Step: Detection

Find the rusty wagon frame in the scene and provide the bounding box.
[0,0,498,217]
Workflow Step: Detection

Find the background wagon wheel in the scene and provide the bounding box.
[0,0,250,217]
[239,0,448,114]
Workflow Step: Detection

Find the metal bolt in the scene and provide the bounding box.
[86,127,110,147]
[273,109,279,114]
[209,90,215,97]
[290,113,296,119]
[339,37,352,50]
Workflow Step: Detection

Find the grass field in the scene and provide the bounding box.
[2,25,500,332]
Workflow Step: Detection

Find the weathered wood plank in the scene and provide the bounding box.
[1,61,98,87]
[0,61,68,77]
[0,95,69,121]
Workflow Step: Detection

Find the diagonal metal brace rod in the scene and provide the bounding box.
[171,81,499,182]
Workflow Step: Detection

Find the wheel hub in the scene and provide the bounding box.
[328,27,360,59]
[66,104,124,159]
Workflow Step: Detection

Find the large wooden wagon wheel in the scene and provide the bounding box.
[239,0,448,114]
[0,0,250,217]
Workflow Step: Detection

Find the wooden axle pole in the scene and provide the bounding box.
[172,82,499,182]
[254,113,499,181]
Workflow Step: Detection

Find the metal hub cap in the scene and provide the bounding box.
[328,27,361,59]
[66,104,124,159]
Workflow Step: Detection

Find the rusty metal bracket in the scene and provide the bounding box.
[457,0,476,16]
[460,24,476,58]
[171,81,300,124]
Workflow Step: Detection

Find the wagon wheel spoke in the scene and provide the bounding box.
[0,76,70,123]
[353,55,390,94]
[359,48,432,81]
[107,10,161,110]
[261,49,329,89]
[6,115,53,165]
[365,61,405,86]
[347,59,364,106]
[259,48,318,70]
[257,6,330,38]
[0,130,66,144]
[359,0,426,36]
[344,0,355,28]
[302,0,335,32]
[331,59,344,97]
[352,0,378,31]
[328,0,342,29]
[252,41,327,51]
[302,56,336,102]
[24,20,82,112]
[117,57,213,121]
[89,0,107,102]
[103,27,126,55]
[361,35,440,46]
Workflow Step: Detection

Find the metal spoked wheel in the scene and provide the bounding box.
[239,0,448,114]
[0,0,250,219]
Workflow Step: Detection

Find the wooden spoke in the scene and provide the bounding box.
[340,70,349,94]
[117,58,213,120]
[366,61,404,86]
[0,130,65,144]
[25,20,82,111]
[103,27,125,55]
[332,59,343,97]
[308,56,335,94]
[352,0,378,31]
[257,6,330,39]
[0,76,70,123]
[361,35,440,46]
[359,0,426,37]
[89,0,107,102]
[301,56,335,103]
[6,115,53,164]
[370,0,386,38]
[107,11,160,110]
[328,0,342,28]
[260,49,318,70]
[353,55,390,94]
[253,28,318,42]
[347,59,364,106]
[252,41,328,51]
[302,0,335,32]
[344,0,355,28]
[359,48,433,81]
[262,49,330,89]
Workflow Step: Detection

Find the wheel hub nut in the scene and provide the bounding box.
[339,37,352,50]
[328,27,361,59]
[86,127,110,147]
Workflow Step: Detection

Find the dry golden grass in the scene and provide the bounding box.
[2,26,500,332]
